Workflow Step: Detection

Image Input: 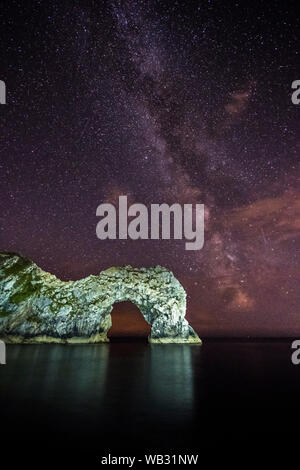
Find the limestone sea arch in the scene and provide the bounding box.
[0,252,201,344]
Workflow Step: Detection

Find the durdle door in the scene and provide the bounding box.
[0,253,201,344]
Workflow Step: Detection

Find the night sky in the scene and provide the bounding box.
[0,0,299,336]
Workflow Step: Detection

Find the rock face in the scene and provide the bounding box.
[0,253,201,344]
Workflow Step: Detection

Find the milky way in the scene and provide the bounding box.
[0,0,299,335]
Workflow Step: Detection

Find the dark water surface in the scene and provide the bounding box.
[1,340,300,464]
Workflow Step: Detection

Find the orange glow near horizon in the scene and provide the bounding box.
[108,301,151,338]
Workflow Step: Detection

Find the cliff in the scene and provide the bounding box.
[0,252,201,344]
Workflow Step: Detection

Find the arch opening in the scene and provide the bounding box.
[107,301,151,340]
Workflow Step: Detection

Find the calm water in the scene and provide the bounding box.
[1,340,300,464]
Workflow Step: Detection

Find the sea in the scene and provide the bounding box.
[0,339,299,466]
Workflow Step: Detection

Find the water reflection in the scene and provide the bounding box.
[0,343,202,447]
[149,345,195,413]
[2,341,300,458]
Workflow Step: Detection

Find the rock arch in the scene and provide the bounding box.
[108,301,151,338]
[0,253,201,344]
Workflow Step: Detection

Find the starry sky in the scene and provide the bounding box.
[0,0,299,336]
